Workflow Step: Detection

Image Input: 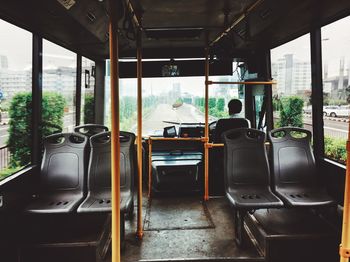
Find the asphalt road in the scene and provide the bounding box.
[303,115,348,139]
[142,103,207,136]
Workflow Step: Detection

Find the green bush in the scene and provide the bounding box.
[83,94,94,124]
[324,136,347,164]
[0,167,21,180]
[42,92,65,136]
[7,92,65,168]
[216,98,225,112]
[279,96,304,128]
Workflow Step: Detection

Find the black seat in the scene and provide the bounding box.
[77,131,135,214]
[223,128,283,209]
[213,118,250,143]
[26,133,88,213]
[268,127,335,207]
[222,128,283,245]
[74,124,109,137]
[209,118,250,195]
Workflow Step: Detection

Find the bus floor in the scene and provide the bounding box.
[120,194,264,262]
[118,192,340,262]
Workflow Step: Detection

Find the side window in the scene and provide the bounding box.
[43,40,77,133]
[321,15,350,165]
[271,34,312,134]
[0,19,32,180]
[81,57,95,124]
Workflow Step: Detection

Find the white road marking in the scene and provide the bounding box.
[324,126,348,133]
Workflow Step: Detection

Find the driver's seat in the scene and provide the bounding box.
[213,118,250,143]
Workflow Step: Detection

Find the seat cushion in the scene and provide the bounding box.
[226,187,283,209]
[77,191,133,213]
[26,193,84,214]
[275,187,335,207]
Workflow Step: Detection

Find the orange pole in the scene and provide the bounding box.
[136,30,143,239]
[109,21,121,262]
[204,48,209,201]
[339,118,350,261]
[207,81,276,85]
[206,143,224,148]
[148,139,152,198]
[149,137,203,142]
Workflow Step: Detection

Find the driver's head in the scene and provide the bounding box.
[228,99,242,116]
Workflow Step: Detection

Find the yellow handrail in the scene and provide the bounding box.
[204,48,209,201]
[149,137,204,141]
[339,117,350,261]
[148,139,152,198]
[207,81,276,85]
[109,21,121,262]
[136,30,143,240]
[205,143,224,148]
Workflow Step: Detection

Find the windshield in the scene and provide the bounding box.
[105,64,244,136]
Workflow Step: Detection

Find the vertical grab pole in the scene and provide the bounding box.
[109,21,121,262]
[340,121,350,262]
[136,29,144,239]
[204,48,209,201]
[148,139,152,198]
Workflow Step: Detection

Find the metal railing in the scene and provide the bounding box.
[0,145,10,171]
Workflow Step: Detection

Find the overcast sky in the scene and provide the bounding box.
[271,15,350,77]
[0,19,76,70]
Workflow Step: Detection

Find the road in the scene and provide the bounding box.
[142,103,211,136]
[303,115,348,139]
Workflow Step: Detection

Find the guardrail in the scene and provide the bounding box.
[0,145,10,171]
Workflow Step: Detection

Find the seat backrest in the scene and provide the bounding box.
[88,131,136,193]
[74,124,109,137]
[222,128,270,191]
[41,133,88,193]
[214,118,250,143]
[268,127,316,188]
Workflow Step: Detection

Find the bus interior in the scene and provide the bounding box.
[0,0,350,261]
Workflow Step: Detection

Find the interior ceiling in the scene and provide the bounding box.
[0,0,350,60]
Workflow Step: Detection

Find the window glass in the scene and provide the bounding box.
[43,40,76,133]
[208,65,244,121]
[271,34,312,134]
[321,16,350,164]
[104,61,244,136]
[81,57,95,124]
[0,19,32,180]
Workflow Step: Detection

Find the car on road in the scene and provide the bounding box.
[303,106,312,114]
[323,105,350,117]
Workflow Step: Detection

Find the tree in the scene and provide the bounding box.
[279,96,304,128]
[216,98,225,112]
[8,92,65,167]
[83,94,94,124]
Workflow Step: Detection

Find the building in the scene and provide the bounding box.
[271,54,311,96]
[0,55,8,69]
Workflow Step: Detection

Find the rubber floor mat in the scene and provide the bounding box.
[144,197,215,231]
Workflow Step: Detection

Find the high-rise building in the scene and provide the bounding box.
[271,54,311,96]
[0,55,8,69]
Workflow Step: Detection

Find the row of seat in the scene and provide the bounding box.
[25,124,135,216]
[222,127,334,245]
[223,127,334,208]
